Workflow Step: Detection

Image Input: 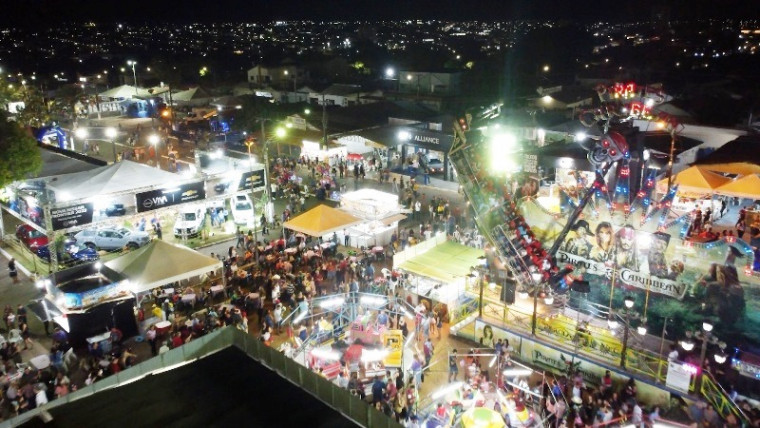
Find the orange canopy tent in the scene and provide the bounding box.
[656,166,732,195]
[283,204,363,237]
[694,162,760,176]
[715,174,760,199]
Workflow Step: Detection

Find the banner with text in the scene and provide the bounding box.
[136,181,206,213]
[50,203,95,231]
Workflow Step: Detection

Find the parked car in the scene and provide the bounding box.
[426,158,444,173]
[37,241,100,264]
[230,194,256,226]
[16,224,48,250]
[173,206,206,238]
[214,180,233,194]
[104,203,127,217]
[73,227,151,250]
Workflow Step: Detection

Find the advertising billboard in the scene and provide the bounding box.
[50,203,95,231]
[136,181,206,213]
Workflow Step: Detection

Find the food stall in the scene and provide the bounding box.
[393,235,485,317]
[339,189,407,248]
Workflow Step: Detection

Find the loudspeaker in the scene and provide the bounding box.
[501,279,516,305]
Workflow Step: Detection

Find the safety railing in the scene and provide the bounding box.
[449,295,480,325]
[701,373,751,427]
[0,327,401,428]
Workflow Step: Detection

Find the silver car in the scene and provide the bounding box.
[74,227,151,250]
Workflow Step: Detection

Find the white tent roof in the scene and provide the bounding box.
[44,160,181,201]
[172,87,212,102]
[106,240,222,294]
[99,85,154,99]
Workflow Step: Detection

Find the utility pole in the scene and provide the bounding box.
[321,94,328,150]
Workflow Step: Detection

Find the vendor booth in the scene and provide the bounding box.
[394,235,485,316]
[655,165,732,213]
[105,239,223,335]
[283,204,363,241]
[105,240,223,295]
[30,262,137,345]
[339,189,407,248]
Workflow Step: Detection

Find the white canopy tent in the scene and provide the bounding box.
[106,240,223,294]
[98,85,154,99]
[44,160,182,202]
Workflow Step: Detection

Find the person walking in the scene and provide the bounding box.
[8,258,19,284]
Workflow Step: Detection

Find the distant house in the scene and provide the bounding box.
[309,84,382,107]
[246,64,308,89]
[397,70,462,96]
[532,85,594,112]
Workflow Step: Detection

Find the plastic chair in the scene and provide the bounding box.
[8,329,22,346]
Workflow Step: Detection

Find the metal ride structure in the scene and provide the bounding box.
[449,86,752,425]
[279,291,418,368]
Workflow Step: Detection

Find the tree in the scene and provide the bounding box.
[0,112,43,188]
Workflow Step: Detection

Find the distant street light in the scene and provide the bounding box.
[127,60,138,94]
[385,67,395,78]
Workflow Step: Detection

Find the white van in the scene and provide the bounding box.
[173,206,205,238]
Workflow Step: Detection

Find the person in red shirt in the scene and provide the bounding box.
[171,332,184,349]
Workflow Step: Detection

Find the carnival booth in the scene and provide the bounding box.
[105,240,223,331]
[655,166,731,213]
[393,235,485,317]
[339,189,407,248]
[28,262,137,345]
[283,204,363,244]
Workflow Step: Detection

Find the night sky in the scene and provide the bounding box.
[1,0,757,25]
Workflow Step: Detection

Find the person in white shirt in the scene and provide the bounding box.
[667,344,680,362]
[34,384,48,407]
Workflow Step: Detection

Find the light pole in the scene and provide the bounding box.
[127,60,138,94]
[608,296,646,369]
[105,127,118,163]
[245,138,259,244]
[148,134,160,169]
[680,321,726,393]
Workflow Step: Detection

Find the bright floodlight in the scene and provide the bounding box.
[608,317,619,330]
[624,296,635,309]
[74,128,88,139]
[148,134,160,145]
[385,67,395,78]
[714,352,727,364]
[574,132,587,142]
[105,127,117,139]
[643,149,650,161]
[702,321,713,332]
[543,295,554,305]
[490,132,518,173]
[275,127,286,138]
[680,340,695,351]
[637,325,648,335]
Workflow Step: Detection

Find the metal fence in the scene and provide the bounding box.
[1,327,401,428]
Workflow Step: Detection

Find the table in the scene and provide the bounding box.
[210,285,225,297]
[29,354,50,370]
[155,320,172,335]
[87,332,113,354]
[181,294,197,306]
